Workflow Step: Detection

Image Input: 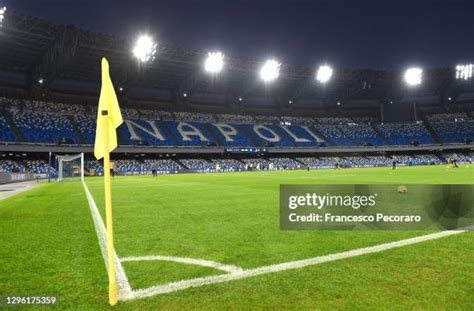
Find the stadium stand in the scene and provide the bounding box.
[295,156,340,168]
[0,115,16,142]
[0,158,53,174]
[268,157,301,169]
[0,151,470,177]
[180,159,214,172]
[11,110,78,144]
[216,114,254,124]
[211,159,246,172]
[0,159,25,173]
[1,98,474,148]
[430,120,474,143]
[113,159,181,173]
[280,116,316,125]
[337,123,385,146]
[241,158,270,170]
[375,122,433,145]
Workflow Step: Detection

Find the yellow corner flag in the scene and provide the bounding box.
[94,57,123,306]
[94,57,123,160]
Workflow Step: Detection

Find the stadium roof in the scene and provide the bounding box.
[0,10,473,110]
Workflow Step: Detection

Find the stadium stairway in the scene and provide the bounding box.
[307,125,336,146]
[421,116,443,144]
[1,108,26,142]
[370,123,391,145]
[68,116,86,144]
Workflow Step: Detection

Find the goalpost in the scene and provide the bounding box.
[56,153,84,181]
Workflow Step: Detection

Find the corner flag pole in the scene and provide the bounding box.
[94,57,123,305]
[101,109,118,306]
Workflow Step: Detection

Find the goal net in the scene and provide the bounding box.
[57,153,84,181]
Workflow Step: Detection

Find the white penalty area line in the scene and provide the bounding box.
[125,227,471,301]
[81,180,133,300]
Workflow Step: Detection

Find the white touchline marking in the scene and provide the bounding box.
[125,227,472,301]
[121,255,244,274]
[82,180,133,300]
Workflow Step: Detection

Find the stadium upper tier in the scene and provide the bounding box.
[0,98,473,147]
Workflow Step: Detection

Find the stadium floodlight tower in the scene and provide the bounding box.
[204,51,224,74]
[455,64,473,80]
[132,35,157,63]
[0,6,6,27]
[260,59,281,82]
[404,67,423,86]
[316,65,333,83]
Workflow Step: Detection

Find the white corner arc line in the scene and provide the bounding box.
[125,228,471,301]
[82,180,133,300]
[121,255,243,274]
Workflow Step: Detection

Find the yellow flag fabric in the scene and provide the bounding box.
[94,58,123,160]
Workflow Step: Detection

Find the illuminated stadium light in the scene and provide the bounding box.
[238,97,243,102]
[38,78,44,85]
[455,64,473,80]
[316,65,333,83]
[183,93,187,97]
[259,59,281,82]
[288,100,292,104]
[0,7,6,27]
[404,67,423,86]
[132,35,157,63]
[204,51,224,73]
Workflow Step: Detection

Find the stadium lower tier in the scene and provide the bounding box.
[1,152,472,175]
[1,99,473,147]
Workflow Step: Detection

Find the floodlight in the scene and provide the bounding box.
[455,64,473,80]
[316,65,333,83]
[183,93,187,97]
[0,7,6,27]
[38,78,44,84]
[204,51,224,73]
[260,59,281,82]
[238,97,243,102]
[288,100,292,104]
[132,35,157,63]
[404,67,423,86]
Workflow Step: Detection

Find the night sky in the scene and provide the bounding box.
[7,0,474,69]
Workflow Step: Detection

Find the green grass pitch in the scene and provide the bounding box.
[0,165,473,309]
